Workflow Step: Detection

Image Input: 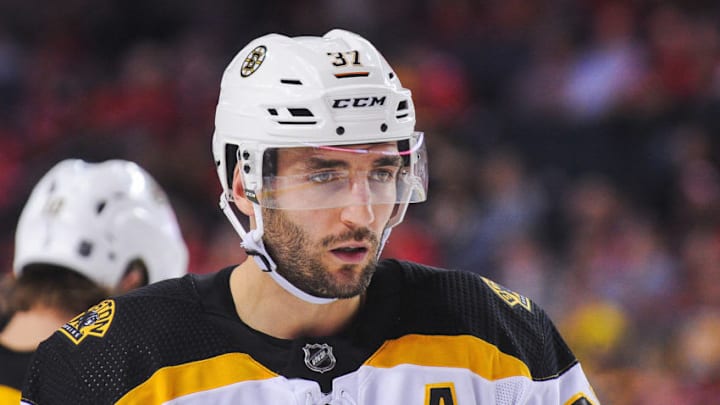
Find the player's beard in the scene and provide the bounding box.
[262,207,380,299]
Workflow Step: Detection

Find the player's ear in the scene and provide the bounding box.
[232,164,254,216]
[116,260,149,294]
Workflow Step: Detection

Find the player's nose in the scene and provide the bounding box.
[340,178,375,227]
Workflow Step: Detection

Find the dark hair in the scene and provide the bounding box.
[8,264,111,316]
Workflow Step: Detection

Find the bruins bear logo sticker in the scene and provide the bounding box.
[59,299,115,345]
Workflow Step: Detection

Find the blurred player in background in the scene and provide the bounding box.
[0,159,188,402]
[21,30,598,404]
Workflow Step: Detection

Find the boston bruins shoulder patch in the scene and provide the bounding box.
[59,299,115,345]
[481,277,533,313]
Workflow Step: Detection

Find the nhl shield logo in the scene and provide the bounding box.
[302,343,336,373]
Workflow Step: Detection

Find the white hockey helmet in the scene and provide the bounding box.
[212,29,427,303]
[13,159,189,288]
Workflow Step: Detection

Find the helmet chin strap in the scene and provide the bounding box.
[219,193,337,305]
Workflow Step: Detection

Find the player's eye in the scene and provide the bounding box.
[308,171,346,184]
[369,168,397,183]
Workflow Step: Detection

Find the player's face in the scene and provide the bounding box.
[261,142,399,299]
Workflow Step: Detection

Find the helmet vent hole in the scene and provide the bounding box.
[96,201,107,214]
[288,108,314,117]
[336,126,345,135]
[267,108,278,116]
[389,72,395,79]
[280,79,303,85]
[396,100,409,119]
[243,164,251,174]
[380,123,388,132]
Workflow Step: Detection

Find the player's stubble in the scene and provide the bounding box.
[262,207,380,299]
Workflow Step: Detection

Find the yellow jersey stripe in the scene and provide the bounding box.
[118,334,532,403]
[0,385,21,403]
[116,352,278,404]
[365,334,532,380]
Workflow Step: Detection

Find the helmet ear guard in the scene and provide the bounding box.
[224,143,240,195]
[212,29,427,303]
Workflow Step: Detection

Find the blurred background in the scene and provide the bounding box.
[1,0,720,402]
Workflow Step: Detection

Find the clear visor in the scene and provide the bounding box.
[250,132,428,210]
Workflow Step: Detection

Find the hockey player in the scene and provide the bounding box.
[21,30,599,404]
[0,159,188,402]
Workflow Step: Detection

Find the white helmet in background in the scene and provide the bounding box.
[212,29,428,303]
[13,159,189,288]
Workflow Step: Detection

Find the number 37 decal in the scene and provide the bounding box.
[327,50,361,67]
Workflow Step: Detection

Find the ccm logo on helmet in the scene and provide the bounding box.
[332,96,386,108]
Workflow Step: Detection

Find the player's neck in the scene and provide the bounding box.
[0,306,74,352]
[230,258,363,340]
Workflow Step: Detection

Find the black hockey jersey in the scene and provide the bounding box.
[21,259,599,404]
[0,344,33,402]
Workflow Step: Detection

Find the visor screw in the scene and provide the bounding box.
[380,123,388,132]
[336,126,345,135]
[243,164,251,174]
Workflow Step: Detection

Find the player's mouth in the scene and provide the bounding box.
[329,244,369,263]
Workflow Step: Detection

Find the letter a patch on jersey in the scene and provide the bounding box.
[59,299,116,345]
[481,277,533,313]
[425,382,457,405]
